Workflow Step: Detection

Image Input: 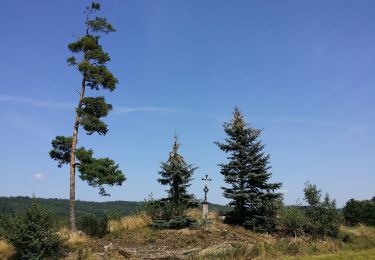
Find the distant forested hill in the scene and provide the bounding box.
[0,196,230,218]
[0,196,142,218]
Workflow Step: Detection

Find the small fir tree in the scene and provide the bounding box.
[157,135,198,217]
[49,2,125,232]
[8,203,66,259]
[215,107,282,232]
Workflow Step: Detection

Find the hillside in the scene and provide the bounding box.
[61,212,375,259]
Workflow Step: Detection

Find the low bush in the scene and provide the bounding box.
[78,214,108,238]
[143,196,198,229]
[150,216,197,229]
[143,198,174,220]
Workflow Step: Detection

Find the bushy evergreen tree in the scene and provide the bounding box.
[215,107,282,232]
[8,203,66,260]
[49,2,125,232]
[157,135,198,217]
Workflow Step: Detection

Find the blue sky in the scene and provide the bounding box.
[0,0,374,207]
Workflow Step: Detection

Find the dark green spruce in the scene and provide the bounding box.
[157,135,198,217]
[49,2,125,232]
[215,107,282,232]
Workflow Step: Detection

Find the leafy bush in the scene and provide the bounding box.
[280,207,307,237]
[7,203,66,260]
[77,214,108,238]
[279,184,342,239]
[303,183,342,238]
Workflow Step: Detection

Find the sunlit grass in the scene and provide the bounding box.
[57,227,89,250]
[109,213,152,232]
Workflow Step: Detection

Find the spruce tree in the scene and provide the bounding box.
[158,135,198,217]
[49,2,125,232]
[215,107,282,232]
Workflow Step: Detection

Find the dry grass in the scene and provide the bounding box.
[109,213,152,232]
[191,225,375,259]
[185,207,220,222]
[341,224,375,237]
[68,232,88,246]
[58,227,89,250]
[0,239,15,259]
[185,207,202,220]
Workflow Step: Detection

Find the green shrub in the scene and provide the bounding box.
[7,203,66,260]
[150,216,197,229]
[280,207,307,237]
[143,198,174,220]
[77,214,108,238]
[143,193,199,230]
[303,183,342,238]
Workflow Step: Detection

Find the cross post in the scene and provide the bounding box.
[201,174,212,221]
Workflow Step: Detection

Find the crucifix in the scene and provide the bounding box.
[201,174,212,221]
[202,174,212,203]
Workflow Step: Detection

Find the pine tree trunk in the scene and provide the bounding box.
[69,77,86,232]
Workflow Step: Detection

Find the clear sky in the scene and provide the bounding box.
[0,0,374,207]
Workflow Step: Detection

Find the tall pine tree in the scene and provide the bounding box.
[215,107,282,232]
[49,3,125,232]
[158,135,197,216]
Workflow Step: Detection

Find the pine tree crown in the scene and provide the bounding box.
[49,2,125,196]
